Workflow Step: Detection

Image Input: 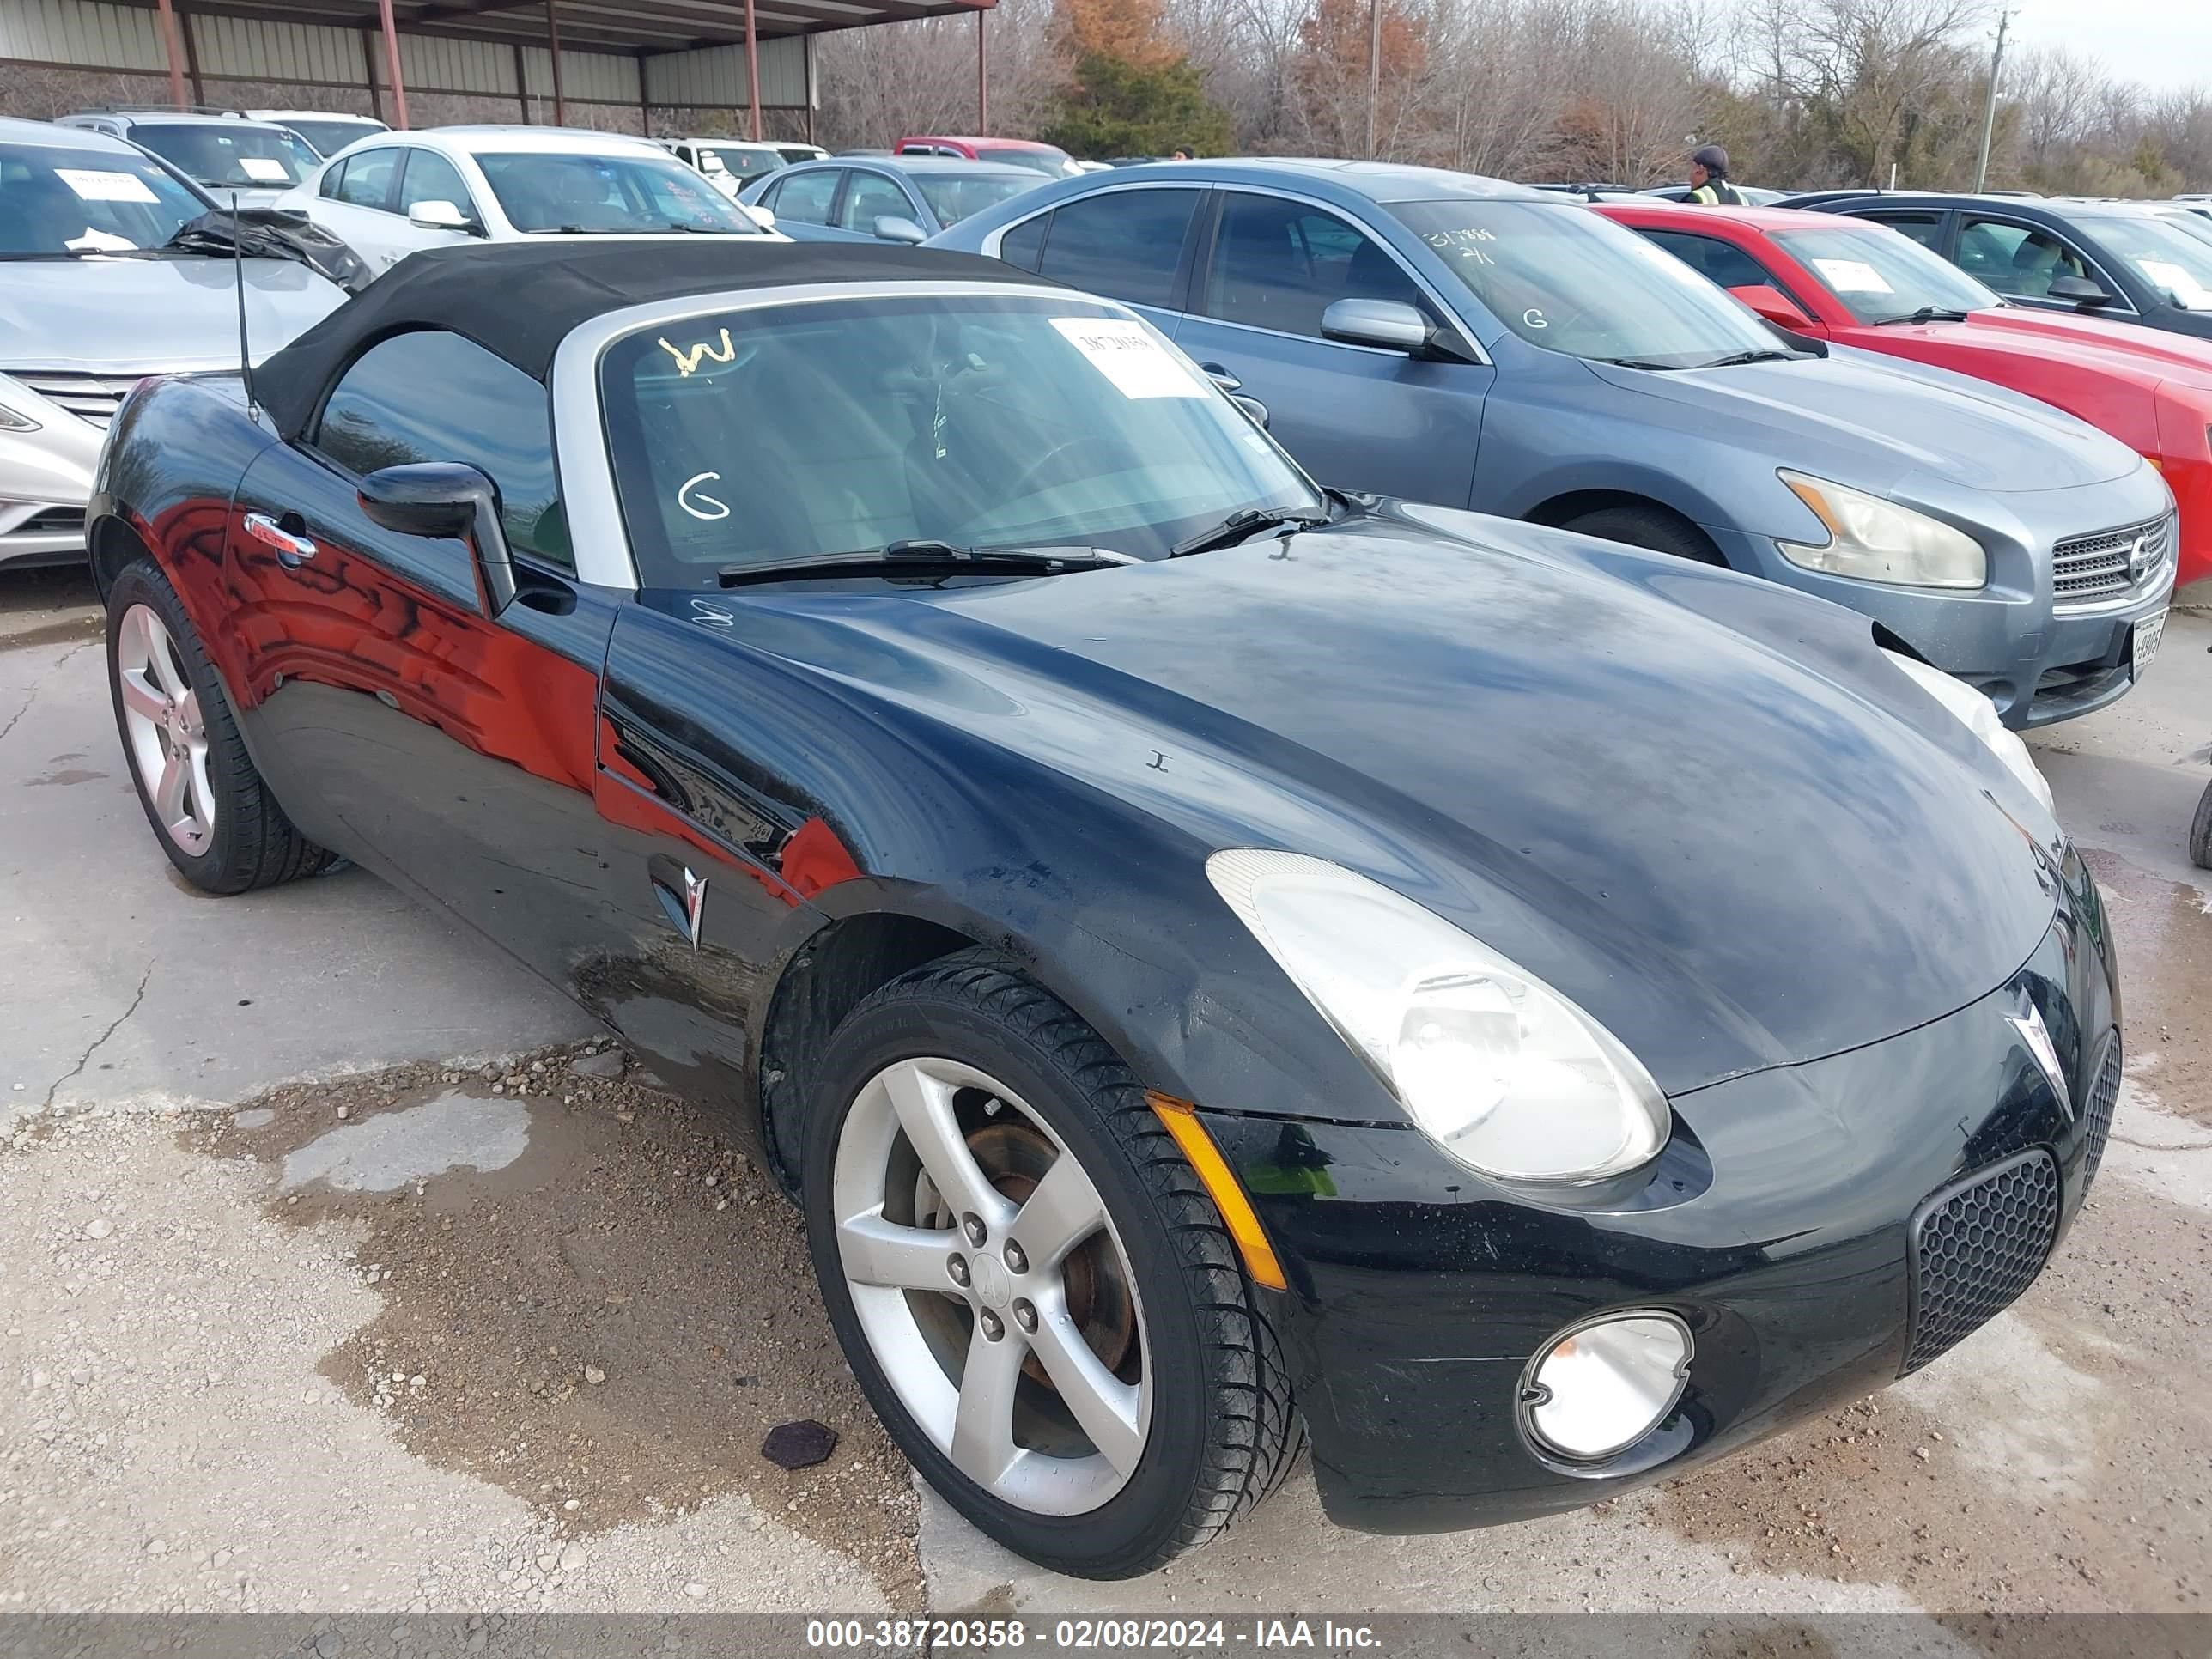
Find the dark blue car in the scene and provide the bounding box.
[932,160,2175,727]
[1785,191,2212,342]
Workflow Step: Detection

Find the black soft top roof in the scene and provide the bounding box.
[252,240,1055,439]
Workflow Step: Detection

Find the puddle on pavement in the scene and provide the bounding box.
[182,1046,922,1599]
[2082,849,2212,1127]
[1645,1177,2212,1611]
[0,614,100,655]
[27,767,107,787]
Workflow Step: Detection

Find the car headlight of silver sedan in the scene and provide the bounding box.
[1778,471,1986,589]
[1881,649,2053,811]
[0,399,40,433]
[1206,850,1670,1183]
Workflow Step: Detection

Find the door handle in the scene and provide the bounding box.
[1198,362,1242,393]
[244,511,317,565]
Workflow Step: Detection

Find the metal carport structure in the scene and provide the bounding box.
[0,0,996,142]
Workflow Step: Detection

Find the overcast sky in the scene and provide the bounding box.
[2003,0,2212,95]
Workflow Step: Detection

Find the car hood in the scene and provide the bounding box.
[0,255,345,371]
[1937,306,2212,392]
[720,512,2061,1097]
[1581,347,2141,493]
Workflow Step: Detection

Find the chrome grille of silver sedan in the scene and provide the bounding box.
[2051,514,2174,610]
[9,372,147,430]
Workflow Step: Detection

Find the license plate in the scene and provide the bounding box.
[2134,611,2166,680]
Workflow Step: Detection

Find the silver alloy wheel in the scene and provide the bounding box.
[115,602,216,856]
[833,1057,1152,1516]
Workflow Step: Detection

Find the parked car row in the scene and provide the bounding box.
[78,232,2122,1587]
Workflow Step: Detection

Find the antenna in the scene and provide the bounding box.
[232,190,258,423]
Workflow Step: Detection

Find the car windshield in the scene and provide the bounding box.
[1771,222,1999,324]
[696,146,781,184]
[2074,212,2212,309]
[1390,198,1792,368]
[0,142,210,257]
[774,146,823,165]
[130,122,319,189]
[276,118,385,160]
[977,145,1075,177]
[602,295,1320,581]
[913,172,1036,226]
[477,152,758,234]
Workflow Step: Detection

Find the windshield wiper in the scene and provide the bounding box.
[1595,356,1690,371]
[1169,506,1331,558]
[1869,306,1972,326]
[717,540,1136,588]
[664,221,745,234]
[1698,349,1799,367]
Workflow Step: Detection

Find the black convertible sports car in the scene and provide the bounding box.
[88,242,2118,1578]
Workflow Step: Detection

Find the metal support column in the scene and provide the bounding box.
[375,0,410,129]
[362,28,384,123]
[177,6,207,107]
[545,0,567,125]
[151,0,187,109]
[744,0,762,141]
[977,8,988,134]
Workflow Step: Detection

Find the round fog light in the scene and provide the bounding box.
[1522,1311,1692,1462]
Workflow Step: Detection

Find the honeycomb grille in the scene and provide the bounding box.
[2081,1033,2122,1189]
[1901,1149,2059,1376]
[2051,514,2172,609]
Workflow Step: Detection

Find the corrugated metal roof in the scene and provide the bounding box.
[79,0,994,51]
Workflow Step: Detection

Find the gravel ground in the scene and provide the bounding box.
[0,1045,911,1615]
[3,570,2209,1620]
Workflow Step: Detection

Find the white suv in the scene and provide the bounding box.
[273,125,784,276]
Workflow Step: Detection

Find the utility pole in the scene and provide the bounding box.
[1973,9,2012,193]
[1365,0,1381,161]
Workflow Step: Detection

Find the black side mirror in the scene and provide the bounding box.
[358,462,515,615]
[2046,274,2114,307]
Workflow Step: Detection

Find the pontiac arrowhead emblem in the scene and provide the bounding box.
[680,866,708,950]
[2006,1000,2071,1119]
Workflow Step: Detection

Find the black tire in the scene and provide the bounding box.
[803,948,1302,1578]
[2192,781,2212,872]
[106,557,333,896]
[1560,504,1727,566]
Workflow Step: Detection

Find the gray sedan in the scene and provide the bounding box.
[933,160,2176,727]
[742,155,1043,246]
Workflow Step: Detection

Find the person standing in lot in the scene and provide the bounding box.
[1687,144,1747,206]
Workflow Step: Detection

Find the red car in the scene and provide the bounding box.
[893,136,1080,178]
[1597,200,2212,589]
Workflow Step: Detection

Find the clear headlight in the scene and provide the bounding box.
[0,400,40,434]
[1778,471,1986,589]
[1881,648,2052,811]
[1206,850,1670,1183]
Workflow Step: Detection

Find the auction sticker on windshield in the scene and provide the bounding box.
[1812,258,1893,295]
[56,169,160,204]
[240,156,290,182]
[2135,612,2166,679]
[2139,260,2212,309]
[1050,318,1207,398]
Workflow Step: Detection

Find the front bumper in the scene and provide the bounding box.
[0,375,106,567]
[1705,467,2175,729]
[1203,840,2118,1534]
